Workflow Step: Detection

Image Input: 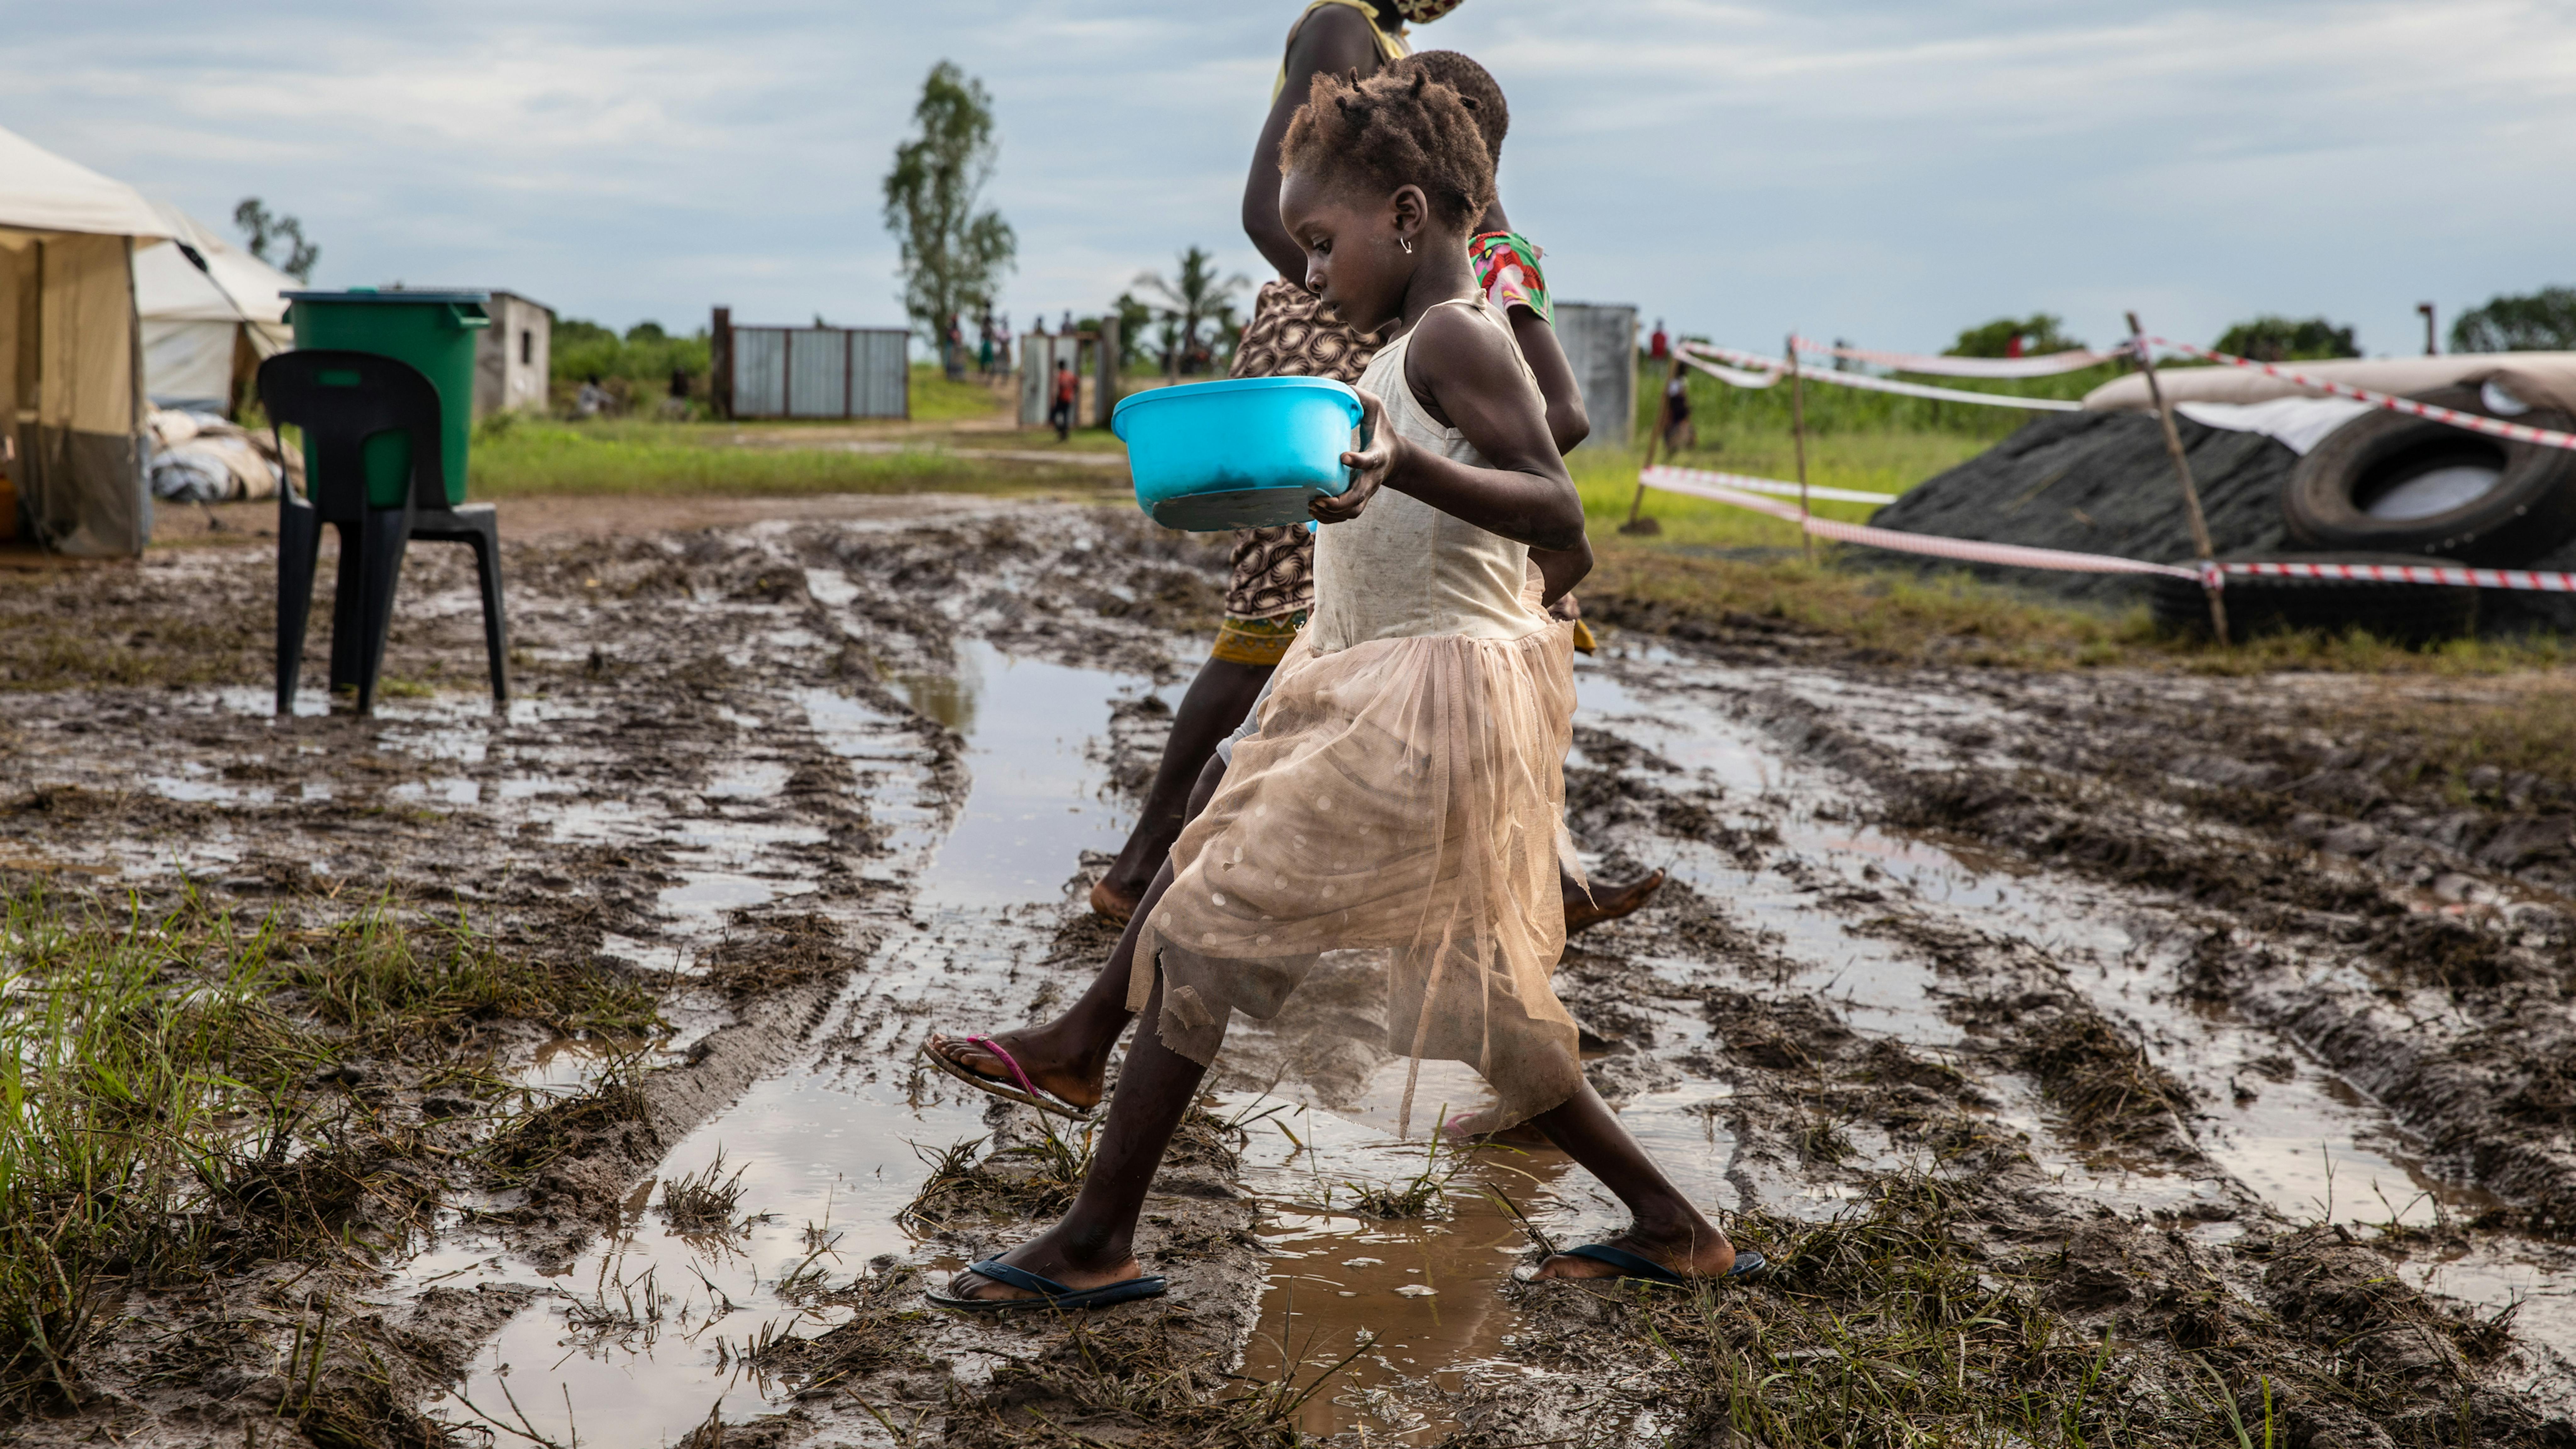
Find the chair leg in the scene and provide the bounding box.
[351,508,412,716]
[275,500,322,715]
[328,520,362,697]
[465,515,511,705]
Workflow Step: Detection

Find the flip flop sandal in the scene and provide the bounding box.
[919,1035,1093,1119]
[924,1259,1169,1313]
[1513,1242,1768,1287]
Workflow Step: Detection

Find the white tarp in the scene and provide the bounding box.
[0,125,171,240]
[2085,353,2576,416]
[135,202,293,407]
[0,123,167,555]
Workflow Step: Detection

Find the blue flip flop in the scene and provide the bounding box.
[1513,1242,1768,1287]
[924,1259,1170,1313]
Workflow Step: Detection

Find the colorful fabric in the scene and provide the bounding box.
[1220,279,1387,624]
[1469,231,1550,325]
[1210,612,1308,667]
[1393,0,1463,20]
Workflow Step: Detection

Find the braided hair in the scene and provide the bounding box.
[1278,64,1494,229]
[1400,51,1507,164]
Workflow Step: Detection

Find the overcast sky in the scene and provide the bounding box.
[12,1,2576,357]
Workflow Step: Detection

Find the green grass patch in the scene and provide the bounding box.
[1587,539,2576,676]
[466,416,1123,499]
[907,363,1013,423]
[0,888,660,1412]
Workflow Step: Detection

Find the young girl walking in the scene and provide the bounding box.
[930,66,1754,1310]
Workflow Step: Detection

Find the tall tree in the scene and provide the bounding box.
[1946,314,2083,358]
[1133,246,1249,377]
[233,197,319,282]
[883,62,1015,380]
[2451,287,2576,353]
[2214,315,2357,362]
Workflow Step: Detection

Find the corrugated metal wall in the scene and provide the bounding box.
[727,325,909,419]
[1554,302,1638,451]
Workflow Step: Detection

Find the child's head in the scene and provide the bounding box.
[1400,51,1506,165]
[1276,67,1493,330]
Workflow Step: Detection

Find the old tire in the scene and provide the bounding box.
[2281,384,2576,564]
[2149,552,2479,646]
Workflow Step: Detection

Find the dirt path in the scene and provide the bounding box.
[3,503,2573,1446]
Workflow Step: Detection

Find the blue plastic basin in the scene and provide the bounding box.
[1113,376,1363,531]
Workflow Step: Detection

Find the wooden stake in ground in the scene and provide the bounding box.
[2125,312,2229,645]
[1621,351,1663,535]
[1788,331,1814,565]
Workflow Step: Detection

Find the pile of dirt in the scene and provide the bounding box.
[1866,410,2297,604]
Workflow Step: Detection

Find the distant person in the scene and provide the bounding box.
[1661,359,1695,453]
[1650,318,1669,361]
[1049,358,1077,440]
[978,311,996,376]
[1059,309,1074,336]
[669,366,690,400]
[997,312,1013,372]
[575,375,607,419]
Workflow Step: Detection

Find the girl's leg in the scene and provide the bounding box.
[942,969,1217,1300]
[925,756,1229,1109]
[1094,657,1273,918]
[1521,1083,1737,1279]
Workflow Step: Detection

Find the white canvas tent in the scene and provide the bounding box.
[0,124,172,556]
[135,202,292,414]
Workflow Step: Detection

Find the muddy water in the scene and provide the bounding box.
[411,640,1163,1447]
[1574,652,2501,1224]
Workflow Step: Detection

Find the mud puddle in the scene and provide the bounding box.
[412,639,1162,1446]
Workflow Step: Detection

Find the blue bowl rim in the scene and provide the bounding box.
[1111,376,1362,439]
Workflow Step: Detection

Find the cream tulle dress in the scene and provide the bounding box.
[1131,298,1584,1135]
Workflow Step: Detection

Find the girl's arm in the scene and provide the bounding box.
[1317,305,1586,553]
[1509,309,1591,455]
[1530,536,1592,607]
[1242,7,1385,280]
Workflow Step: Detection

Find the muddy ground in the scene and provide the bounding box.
[5,499,2576,1446]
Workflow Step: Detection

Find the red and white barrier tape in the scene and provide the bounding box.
[1675,349,1781,390]
[2224,558,2576,592]
[1790,336,2133,379]
[2140,337,2576,452]
[1641,467,2196,578]
[1679,342,2083,411]
[1646,463,1897,506]
[1638,466,2576,593]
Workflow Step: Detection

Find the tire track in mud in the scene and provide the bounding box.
[10,513,2576,1445]
[1430,648,2576,1445]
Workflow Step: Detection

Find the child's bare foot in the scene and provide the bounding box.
[1525,1226,1735,1281]
[1563,868,1666,936]
[1090,876,1141,925]
[923,1029,1107,1114]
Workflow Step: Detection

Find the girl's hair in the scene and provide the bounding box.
[1400,51,1507,162]
[1279,65,1494,229]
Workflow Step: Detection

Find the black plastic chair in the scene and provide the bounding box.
[258,349,509,716]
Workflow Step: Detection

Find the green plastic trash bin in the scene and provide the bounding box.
[283,288,490,508]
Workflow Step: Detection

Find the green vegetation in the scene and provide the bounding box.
[1129,245,1251,377]
[2452,286,2576,353]
[884,60,1015,375]
[0,889,658,1411]
[1947,312,2087,357]
[2212,315,2358,362]
[551,318,712,389]
[466,416,1121,498]
[907,363,1011,422]
[1585,538,2576,677]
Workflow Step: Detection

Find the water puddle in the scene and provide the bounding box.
[415,638,1162,1447]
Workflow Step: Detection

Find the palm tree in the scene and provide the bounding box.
[1133,246,1250,378]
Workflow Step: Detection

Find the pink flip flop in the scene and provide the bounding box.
[919,1035,1093,1119]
